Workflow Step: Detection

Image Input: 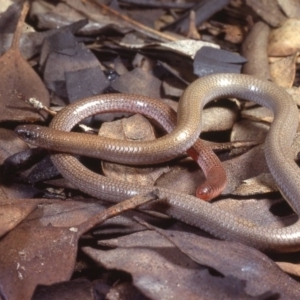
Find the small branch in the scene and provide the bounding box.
[77,189,160,235]
[26,97,57,116]
[73,0,179,42]
[11,1,29,50]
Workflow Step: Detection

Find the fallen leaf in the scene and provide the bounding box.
[0,200,36,237]
[0,1,50,122]
[245,0,286,27]
[100,114,169,186]
[0,199,107,300]
[111,67,161,98]
[270,54,297,88]
[278,0,300,19]
[268,19,300,56]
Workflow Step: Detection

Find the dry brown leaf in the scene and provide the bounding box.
[32,279,95,300]
[0,1,49,122]
[84,229,299,299]
[245,0,286,27]
[0,199,108,300]
[214,197,296,228]
[231,119,268,147]
[142,223,300,298]
[241,106,274,123]
[286,87,300,106]
[233,173,277,196]
[223,145,269,194]
[202,106,238,132]
[101,114,169,186]
[278,0,300,19]
[111,68,162,98]
[269,54,297,88]
[276,262,300,277]
[161,98,238,132]
[0,200,36,237]
[0,128,28,164]
[268,19,300,56]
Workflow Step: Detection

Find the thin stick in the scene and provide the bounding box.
[11,1,29,50]
[77,189,159,235]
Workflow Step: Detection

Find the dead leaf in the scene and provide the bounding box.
[84,229,293,299]
[278,0,300,19]
[276,262,300,278]
[245,0,286,27]
[214,197,296,228]
[0,199,108,300]
[234,173,277,196]
[0,200,36,237]
[223,145,269,194]
[269,54,297,88]
[101,114,169,186]
[241,106,274,123]
[0,1,49,122]
[111,68,161,98]
[193,46,246,76]
[0,128,28,164]
[268,19,300,56]
[32,279,95,300]
[139,223,300,298]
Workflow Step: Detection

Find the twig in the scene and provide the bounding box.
[75,0,179,42]
[77,189,160,235]
[11,1,29,50]
[26,97,57,116]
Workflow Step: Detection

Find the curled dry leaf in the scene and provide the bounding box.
[276,262,300,278]
[269,54,297,88]
[0,1,49,122]
[268,19,300,56]
[202,106,238,132]
[245,0,286,27]
[241,106,274,123]
[100,114,169,186]
[278,0,300,19]
[160,39,219,59]
[162,98,238,132]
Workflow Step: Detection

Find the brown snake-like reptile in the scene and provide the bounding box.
[16,73,300,252]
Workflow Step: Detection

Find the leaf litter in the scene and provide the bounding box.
[0,0,300,299]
